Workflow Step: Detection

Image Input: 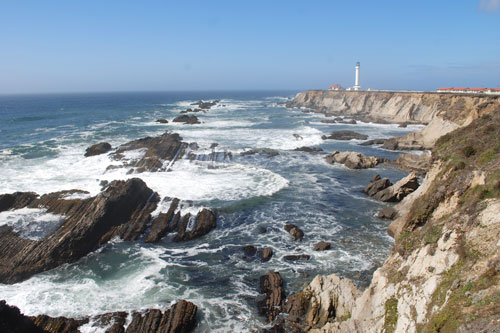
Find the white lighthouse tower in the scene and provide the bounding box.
[354,61,361,91]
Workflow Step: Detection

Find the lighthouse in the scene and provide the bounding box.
[354,61,360,91]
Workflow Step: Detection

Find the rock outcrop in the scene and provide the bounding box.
[321,130,368,141]
[85,142,112,157]
[0,179,216,284]
[111,132,189,173]
[284,224,304,241]
[325,151,385,169]
[172,115,201,124]
[257,272,285,322]
[363,173,419,202]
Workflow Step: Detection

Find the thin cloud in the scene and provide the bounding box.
[478,0,500,12]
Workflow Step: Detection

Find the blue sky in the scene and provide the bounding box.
[0,0,499,93]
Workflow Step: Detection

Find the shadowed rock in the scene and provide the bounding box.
[294,146,324,153]
[0,300,45,333]
[173,209,216,242]
[85,142,112,157]
[144,199,180,243]
[126,300,197,333]
[363,175,392,197]
[0,179,159,284]
[322,130,368,141]
[372,172,419,202]
[156,118,169,124]
[283,254,310,262]
[257,272,285,322]
[30,314,88,333]
[0,192,38,212]
[243,245,257,256]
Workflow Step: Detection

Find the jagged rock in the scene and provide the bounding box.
[284,224,304,241]
[173,209,216,242]
[377,207,397,220]
[294,146,324,153]
[190,100,219,110]
[325,151,384,169]
[321,130,368,141]
[0,178,158,284]
[172,115,201,125]
[372,172,420,202]
[0,300,45,332]
[144,199,180,243]
[126,300,197,333]
[111,132,188,172]
[85,142,112,157]
[156,118,169,124]
[283,254,310,262]
[257,272,285,322]
[0,192,38,212]
[283,292,309,323]
[93,312,128,333]
[30,314,88,333]
[359,138,387,146]
[363,175,393,197]
[313,241,331,251]
[243,245,257,256]
[262,247,273,262]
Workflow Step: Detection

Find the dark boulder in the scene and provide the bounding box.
[257,272,285,322]
[284,224,304,241]
[85,142,112,157]
[321,130,368,141]
[261,247,273,262]
[359,138,388,146]
[372,173,419,202]
[313,241,331,251]
[363,175,393,197]
[172,115,201,125]
[144,199,180,243]
[30,314,88,333]
[283,254,311,262]
[294,146,324,153]
[0,300,45,333]
[243,245,257,256]
[156,118,169,124]
[0,192,38,212]
[173,209,216,242]
[125,300,197,333]
[240,149,279,158]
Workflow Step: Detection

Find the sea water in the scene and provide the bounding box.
[0,91,423,332]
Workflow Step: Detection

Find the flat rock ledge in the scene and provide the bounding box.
[322,130,368,141]
[0,299,197,333]
[325,150,385,169]
[0,180,216,284]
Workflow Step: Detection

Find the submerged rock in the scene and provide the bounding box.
[294,146,324,153]
[85,142,112,157]
[257,272,285,322]
[240,149,279,158]
[325,150,385,169]
[284,224,304,241]
[283,254,311,262]
[322,130,368,141]
[243,245,257,256]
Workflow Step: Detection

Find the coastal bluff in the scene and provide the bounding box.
[287,90,500,148]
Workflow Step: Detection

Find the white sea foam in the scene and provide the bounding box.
[0,208,65,240]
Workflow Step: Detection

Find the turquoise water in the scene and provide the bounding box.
[0,91,422,332]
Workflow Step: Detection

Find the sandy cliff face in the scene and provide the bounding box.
[287,109,500,332]
[287,90,500,149]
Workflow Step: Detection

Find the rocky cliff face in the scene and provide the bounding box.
[282,112,500,332]
[287,90,500,149]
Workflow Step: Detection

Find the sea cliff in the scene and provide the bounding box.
[287,90,500,149]
[279,91,500,332]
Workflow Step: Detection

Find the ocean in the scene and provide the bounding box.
[0,91,423,331]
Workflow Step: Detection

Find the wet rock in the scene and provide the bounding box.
[262,247,273,262]
[294,146,324,153]
[313,241,331,251]
[190,100,219,110]
[325,151,385,169]
[156,118,169,124]
[240,149,279,158]
[321,130,368,141]
[257,272,285,322]
[0,192,38,212]
[283,254,311,262]
[30,314,88,333]
[172,115,201,125]
[243,245,257,256]
[85,142,112,157]
[284,292,309,323]
[377,207,397,220]
[126,300,197,333]
[0,300,45,332]
[372,172,420,202]
[111,132,188,173]
[173,209,216,242]
[284,224,304,241]
[0,178,159,284]
[320,119,336,124]
[93,312,128,333]
[363,175,393,197]
[258,226,268,234]
[144,199,180,243]
[293,134,303,140]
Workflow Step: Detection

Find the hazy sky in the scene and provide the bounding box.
[1,0,499,94]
